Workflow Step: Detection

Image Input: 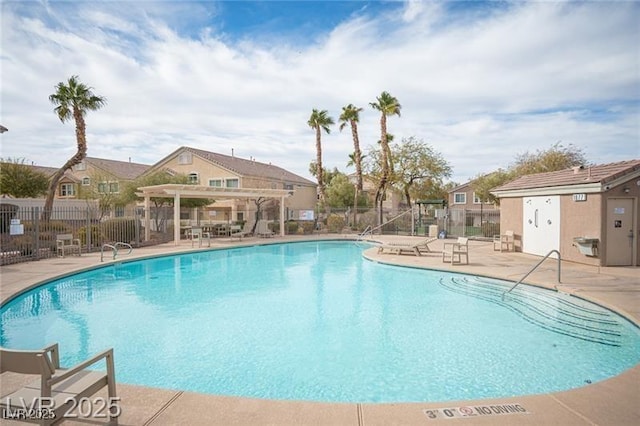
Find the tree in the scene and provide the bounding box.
[471,170,513,206]
[339,104,364,191]
[512,142,587,175]
[370,91,401,224]
[325,172,368,208]
[307,109,334,205]
[0,158,49,198]
[77,172,127,220]
[392,137,452,207]
[43,75,106,220]
[412,180,458,203]
[472,142,589,205]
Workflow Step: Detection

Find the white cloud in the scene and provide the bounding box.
[0,1,638,184]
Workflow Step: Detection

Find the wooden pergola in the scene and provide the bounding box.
[136,184,293,244]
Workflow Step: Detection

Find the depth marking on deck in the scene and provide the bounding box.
[424,403,529,420]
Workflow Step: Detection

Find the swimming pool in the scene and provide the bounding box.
[1,241,639,403]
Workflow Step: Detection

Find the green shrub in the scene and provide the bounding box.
[327,214,345,233]
[22,220,71,233]
[300,221,315,234]
[270,221,280,234]
[7,233,59,255]
[78,225,102,245]
[286,221,299,235]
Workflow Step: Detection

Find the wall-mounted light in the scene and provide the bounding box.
[623,187,630,194]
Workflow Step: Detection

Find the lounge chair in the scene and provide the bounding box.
[377,237,438,256]
[230,222,252,239]
[493,230,514,252]
[442,237,469,264]
[0,343,117,425]
[256,220,274,238]
[189,227,211,247]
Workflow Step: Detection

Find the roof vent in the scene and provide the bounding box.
[572,165,584,174]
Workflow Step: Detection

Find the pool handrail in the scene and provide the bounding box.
[101,242,133,262]
[502,249,561,299]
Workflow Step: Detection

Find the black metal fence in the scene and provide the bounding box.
[0,202,501,265]
[442,208,501,239]
[0,205,173,265]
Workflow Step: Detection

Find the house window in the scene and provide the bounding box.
[82,177,90,186]
[237,212,244,222]
[473,192,482,204]
[284,183,294,191]
[60,183,76,196]
[115,206,125,217]
[209,179,223,187]
[188,173,199,184]
[98,182,107,194]
[225,178,239,188]
[109,182,119,193]
[178,152,192,165]
[454,192,466,204]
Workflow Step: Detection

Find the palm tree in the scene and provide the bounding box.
[370,91,401,225]
[307,109,334,204]
[43,76,106,220]
[338,104,364,191]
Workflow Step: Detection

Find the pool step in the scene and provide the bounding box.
[439,276,622,346]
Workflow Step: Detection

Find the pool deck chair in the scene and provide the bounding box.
[493,230,515,252]
[189,227,211,248]
[256,220,274,238]
[0,343,117,425]
[56,234,81,257]
[377,237,438,257]
[230,222,252,239]
[442,237,469,265]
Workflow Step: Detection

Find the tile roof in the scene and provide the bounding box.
[30,165,60,177]
[184,147,316,186]
[86,157,150,180]
[493,160,640,192]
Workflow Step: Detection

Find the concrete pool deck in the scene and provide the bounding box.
[1,235,638,425]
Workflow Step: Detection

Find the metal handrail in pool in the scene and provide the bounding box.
[502,249,561,299]
[101,242,133,262]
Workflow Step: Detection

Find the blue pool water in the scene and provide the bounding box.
[1,241,639,403]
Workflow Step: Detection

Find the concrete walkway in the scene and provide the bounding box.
[1,235,638,425]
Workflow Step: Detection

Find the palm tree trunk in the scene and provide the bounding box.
[351,120,363,191]
[42,111,87,221]
[375,114,389,226]
[315,127,325,204]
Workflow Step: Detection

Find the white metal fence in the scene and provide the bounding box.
[0,202,500,265]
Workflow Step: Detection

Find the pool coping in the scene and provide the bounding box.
[1,235,639,425]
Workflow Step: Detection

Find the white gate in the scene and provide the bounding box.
[523,196,560,256]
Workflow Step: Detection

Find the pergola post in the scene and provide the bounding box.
[174,192,181,245]
[144,196,151,242]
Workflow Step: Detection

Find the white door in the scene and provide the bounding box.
[606,198,634,266]
[523,196,560,256]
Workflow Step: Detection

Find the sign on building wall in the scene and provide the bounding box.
[299,210,314,220]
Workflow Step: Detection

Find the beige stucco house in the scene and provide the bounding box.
[20,158,149,216]
[448,180,499,211]
[145,146,318,225]
[492,160,640,267]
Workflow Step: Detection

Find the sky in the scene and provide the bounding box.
[1,0,639,184]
